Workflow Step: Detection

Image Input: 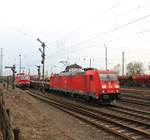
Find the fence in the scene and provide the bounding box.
[0,89,20,140]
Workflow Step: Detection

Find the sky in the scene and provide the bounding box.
[0,0,150,75]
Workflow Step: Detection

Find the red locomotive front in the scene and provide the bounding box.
[97,70,120,102]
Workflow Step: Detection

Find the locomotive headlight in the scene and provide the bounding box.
[102,85,106,89]
[102,90,105,93]
[115,85,119,88]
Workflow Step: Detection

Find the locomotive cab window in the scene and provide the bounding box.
[90,75,94,81]
[21,75,30,80]
[99,74,117,81]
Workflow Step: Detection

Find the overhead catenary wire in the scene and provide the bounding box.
[1,0,149,48]
[43,13,150,61]
[65,14,150,49]
[27,1,150,68]
[2,1,149,70]
[32,39,150,73]
[14,13,150,69]
[117,0,150,17]
[45,0,125,46]
[46,27,150,59]
[46,0,150,47]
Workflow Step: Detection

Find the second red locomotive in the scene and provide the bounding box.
[16,73,31,89]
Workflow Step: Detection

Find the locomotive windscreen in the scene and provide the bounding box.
[20,75,30,80]
[99,74,117,81]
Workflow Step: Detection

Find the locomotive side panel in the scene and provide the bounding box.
[70,75,86,92]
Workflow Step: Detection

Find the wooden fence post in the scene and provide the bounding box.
[13,128,20,140]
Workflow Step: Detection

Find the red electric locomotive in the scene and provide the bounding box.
[16,73,30,89]
[50,69,120,103]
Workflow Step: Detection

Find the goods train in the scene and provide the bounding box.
[15,73,31,89]
[118,74,150,87]
[49,69,120,103]
[15,64,120,103]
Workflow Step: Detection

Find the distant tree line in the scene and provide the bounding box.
[113,61,150,75]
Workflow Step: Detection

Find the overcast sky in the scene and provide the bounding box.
[1,0,150,75]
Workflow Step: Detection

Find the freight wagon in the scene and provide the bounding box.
[118,75,150,87]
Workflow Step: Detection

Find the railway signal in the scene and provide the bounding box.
[37,38,46,80]
[5,65,16,89]
[35,65,41,80]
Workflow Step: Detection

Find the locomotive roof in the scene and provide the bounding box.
[17,73,25,75]
[58,71,85,76]
[98,70,116,73]
[54,69,116,76]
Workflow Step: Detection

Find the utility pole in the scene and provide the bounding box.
[0,48,3,77]
[37,38,46,80]
[104,44,108,70]
[28,68,30,75]
[19,54,21,73]
[89,58,91,68]
[122,51,125,75]
[5,65,16,89]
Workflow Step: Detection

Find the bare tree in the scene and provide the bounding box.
[126,62,144,75]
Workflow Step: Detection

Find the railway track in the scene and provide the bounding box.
[110,105,150,119]
[121,88,150,96]
[122,92,150,100]
[26,90,150,140]
[118,89,150,106]
[120,96,150,106]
